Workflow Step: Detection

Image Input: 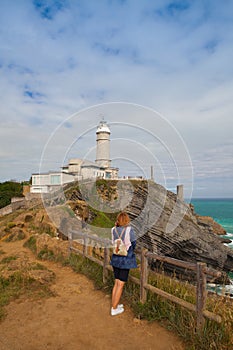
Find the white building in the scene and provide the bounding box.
[30,120,118,193]
[31,171,76,193]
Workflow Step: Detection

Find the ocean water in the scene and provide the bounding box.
[190,198,233,295]
[191,198,233,234]
[191,198,233,249]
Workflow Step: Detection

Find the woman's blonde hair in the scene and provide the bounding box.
[116,212,130,227]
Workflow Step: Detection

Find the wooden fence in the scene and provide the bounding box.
[68,230,222,330]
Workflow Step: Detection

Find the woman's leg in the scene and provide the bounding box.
[112,279,125,309]
[112,279,118,306]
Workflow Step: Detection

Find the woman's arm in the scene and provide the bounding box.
[130,227,136,250]
[131,240,136,250]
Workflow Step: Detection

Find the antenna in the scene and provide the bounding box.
[99,113,105,122]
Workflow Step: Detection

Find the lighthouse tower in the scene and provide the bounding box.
[95,119,111,168]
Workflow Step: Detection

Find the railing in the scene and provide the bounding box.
[68,230,222,331]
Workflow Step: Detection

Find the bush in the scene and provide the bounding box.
[23,236,37,254]
[0,181,24,208]
[38,248,55,261]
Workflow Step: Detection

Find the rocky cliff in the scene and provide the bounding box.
[122,181,233,276]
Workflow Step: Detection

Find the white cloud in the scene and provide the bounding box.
[0,0,232,197]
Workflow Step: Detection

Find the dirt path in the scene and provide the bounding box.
[0,240,185,350]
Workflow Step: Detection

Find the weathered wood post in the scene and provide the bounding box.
[83,236,88,256]
[140,248,148,303]
[196,262,207,331]
[103,245,109,284]
[68,230,73,255]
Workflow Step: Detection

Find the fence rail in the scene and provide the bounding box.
[68,230,222,330]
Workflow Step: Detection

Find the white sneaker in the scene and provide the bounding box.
[118,304,124,309]
[111,307,124,316]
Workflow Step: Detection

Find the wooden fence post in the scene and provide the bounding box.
[83,236,88,256]
[196,262,207,331]
[140,248,148,303]
[68,230,73,255]
[103,246,109,284]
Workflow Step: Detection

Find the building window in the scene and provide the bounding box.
[50,175,61,185]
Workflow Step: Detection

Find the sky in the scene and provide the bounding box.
[0,0,233,198]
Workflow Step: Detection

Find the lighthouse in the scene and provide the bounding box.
[95,119,111,168]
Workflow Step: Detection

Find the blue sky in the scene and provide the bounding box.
[0,0,233,198]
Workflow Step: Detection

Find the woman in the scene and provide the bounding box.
[110,212,137,316]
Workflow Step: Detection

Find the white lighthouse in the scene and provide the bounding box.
[95,119,111,168]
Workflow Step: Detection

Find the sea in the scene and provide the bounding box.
[191,198,233,296]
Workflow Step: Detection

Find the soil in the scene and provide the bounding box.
[0,239,186,350]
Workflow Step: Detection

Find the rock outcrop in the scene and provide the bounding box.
[195,215,226,235]
[124,181,233,275]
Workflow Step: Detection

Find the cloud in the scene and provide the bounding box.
[0,0,232,197]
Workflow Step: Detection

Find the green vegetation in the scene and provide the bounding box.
[28,262,48,271]
[23,236,37,254]
[0,181,24,209]
[123,273,233,350]
[64,181,118,228]
[6,222,17,229]
[89,208,117,229]
[0,255,17,264]
[68,253,104,290]
[37,247,55,261]
[0,210,24,227]
[28,222,55,237]
[3,230,26,242]
[0,263,55,321]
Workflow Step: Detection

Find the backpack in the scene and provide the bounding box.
[113,227,128,256]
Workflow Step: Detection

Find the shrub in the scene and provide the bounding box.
[0,181,24,209]
[23,236,37,254]
[38,248,55,261]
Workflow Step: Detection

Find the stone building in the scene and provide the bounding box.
[30,120,118,193]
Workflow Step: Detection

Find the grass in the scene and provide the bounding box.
[28,262,48,270]
[3,230,26,242]
[28,222,55,237]
[37,247,55,261]
[90,208,117,228]
[6,222,17,229]
[0,267,55,321]
[23,236,37,254]
[67,253,105,290]
[124,273,233,350]
[0,255,17,264]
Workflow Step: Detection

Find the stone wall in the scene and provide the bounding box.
[0,204,12,217]
[0,193,43,218]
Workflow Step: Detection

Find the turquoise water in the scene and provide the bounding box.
[191,198,233,234]
[191,198,233,293]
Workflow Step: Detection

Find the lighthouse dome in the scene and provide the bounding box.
[96,120,110,134]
